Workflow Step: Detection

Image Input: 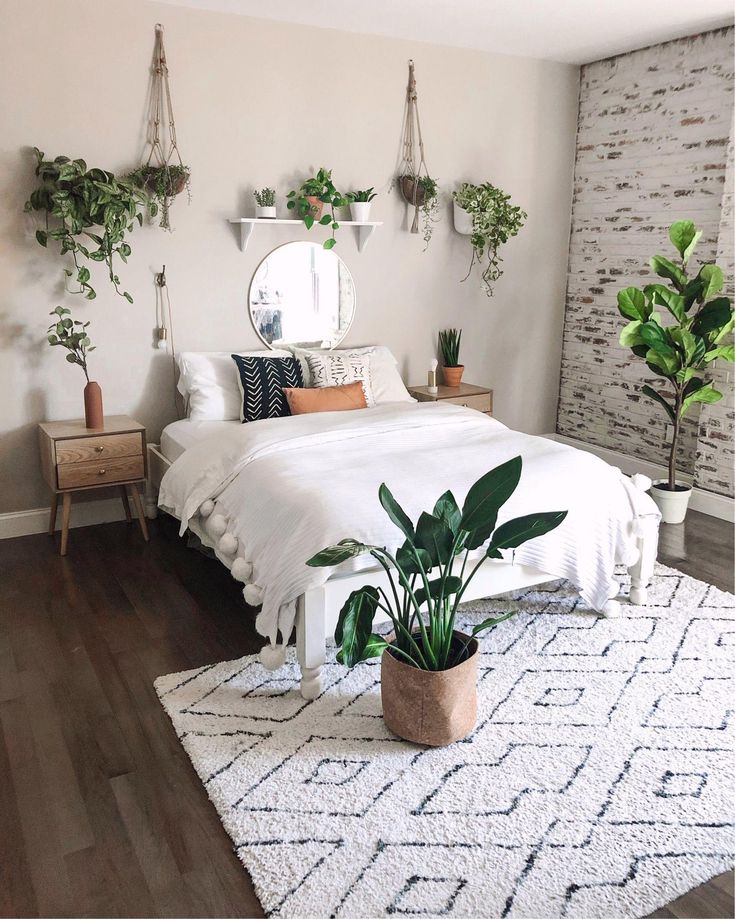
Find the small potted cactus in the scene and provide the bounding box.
[254,187,277,219]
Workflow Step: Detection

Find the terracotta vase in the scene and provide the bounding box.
[304,196,324,220]
[442,365,464,388]
[84,381,104,429]
[381,631,478,746]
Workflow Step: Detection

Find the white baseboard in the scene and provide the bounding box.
[548,433,734,523]
[0,497,128,540]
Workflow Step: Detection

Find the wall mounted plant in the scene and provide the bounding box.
[287,168,348,250]
[25,148,154,302]
[453,182,527,296]
[617,219,734,523]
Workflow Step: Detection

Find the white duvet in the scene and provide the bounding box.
[158,403,660,649]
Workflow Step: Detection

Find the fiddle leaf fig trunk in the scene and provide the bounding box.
[617,220,734,490]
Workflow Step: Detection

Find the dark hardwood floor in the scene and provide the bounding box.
[0,509,732,919]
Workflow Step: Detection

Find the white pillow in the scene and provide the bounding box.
[306,352,375,406]
[290,346,414,405]
[176,350,292,420]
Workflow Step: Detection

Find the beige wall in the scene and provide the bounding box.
[0,0,579,515]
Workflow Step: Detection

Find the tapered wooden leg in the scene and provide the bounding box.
[49,493,58,535]
[120,485,132,522]
[129,484,149,542]
[60,493,72,556]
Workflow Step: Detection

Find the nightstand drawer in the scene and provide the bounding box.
[56,432,142,465]
[57,455,144,489]
[443,393,493,413]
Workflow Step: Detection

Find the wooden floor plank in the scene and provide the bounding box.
[0,512,732,918]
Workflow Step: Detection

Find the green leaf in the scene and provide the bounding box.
[669,328,703,365]
[620,320,644,348]
[415,575,463,607]
[323,238,337,250]
[123,291,133,304]
[336,633,387,664]
[638,319,670,350]
[713,314,734,344]
[487,511,567,554]
[334,587,379,667]
[396,540,432,574]
[668,220,700,263]
[471,612,515,637]
[704,344,735,363]
[318,214,332,225]
[682,382,723,417]
[432,490,461,535]
[645,284,686,323]
[77,266,90,284]
[650,255,687,291]
[303,214,314,230]
[65,353,77,363]
[415,512,454,566]
[35,229,48,247]
[459,456,522,536]
[640,384,676,423]
[698,264,724,300]
[691,298,732,338]
[646,346,680,376]
[617,287,649,322]
[307,538,369,567]
[379,483,414,539]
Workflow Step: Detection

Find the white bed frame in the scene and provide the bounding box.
[146,443,659,700]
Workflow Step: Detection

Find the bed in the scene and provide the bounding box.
[147,402,660,700]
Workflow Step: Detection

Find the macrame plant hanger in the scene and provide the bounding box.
[398,60,429,234]
[144,24,186,230]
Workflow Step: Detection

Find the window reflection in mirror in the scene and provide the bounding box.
[248,241,356,349]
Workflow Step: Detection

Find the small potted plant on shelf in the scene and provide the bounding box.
[287,168,349,250]
[128,162,190,231]
[347,187,376,222]
[399,174,439,249]
[254,187,277,219]
[452,181,527,297]
[617,219,734,524]
[439,327,463,387]
[47,306,102,428]
[308,456,566,745]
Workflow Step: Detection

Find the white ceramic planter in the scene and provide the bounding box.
[453,201,474,235]
[649,479,693,524]
[349,201,372,222]
[256,205,277,219]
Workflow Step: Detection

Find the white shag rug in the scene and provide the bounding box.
[155,564,735,919]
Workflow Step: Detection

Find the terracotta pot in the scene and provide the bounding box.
[442,365,464,387]
[84,381,104,429]
[381,631,478,746]
[399,175,427,207]
[304,195,324,220]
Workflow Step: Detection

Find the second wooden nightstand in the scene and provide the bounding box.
[408,382,493,415]
[38,414,149,555]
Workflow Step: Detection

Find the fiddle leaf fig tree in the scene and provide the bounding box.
[617,220,734,490]
[25,148,156,302]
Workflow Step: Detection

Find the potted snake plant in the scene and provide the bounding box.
[308,456,566,745]
[617,219,734,524]
[439,327,463,387]
[347,187,376,222]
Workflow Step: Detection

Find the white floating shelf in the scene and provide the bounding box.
[228,217,383,253]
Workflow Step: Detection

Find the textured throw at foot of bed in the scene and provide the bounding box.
[155,564,734,919]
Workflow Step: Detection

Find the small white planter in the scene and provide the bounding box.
[453,201,474,235]
[256,205,277,219]
[349,201,372,222]
[649,479,693,524]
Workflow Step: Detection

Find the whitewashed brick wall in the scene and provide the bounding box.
[556,27,734,496]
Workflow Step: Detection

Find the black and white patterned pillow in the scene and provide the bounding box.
[231,354,304,422]
[305,352,375,406]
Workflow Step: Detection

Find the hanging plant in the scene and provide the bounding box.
[129,24,190,231]
[287,168,348,250]
[453,182,527,297]
[396,60,438,248]
[24,148,155,302]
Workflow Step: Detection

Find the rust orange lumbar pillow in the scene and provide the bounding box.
[283,381,368,415]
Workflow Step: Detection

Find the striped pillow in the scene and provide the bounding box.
[231,354,304,422]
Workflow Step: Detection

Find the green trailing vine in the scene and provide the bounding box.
[25,148,155,302]
[287,168,349,250]
[453,181,527,296]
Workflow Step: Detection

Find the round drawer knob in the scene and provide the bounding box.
[95,446,104,453]
[98,468,106,475]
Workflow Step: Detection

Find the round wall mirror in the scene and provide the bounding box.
[248,241,356,349]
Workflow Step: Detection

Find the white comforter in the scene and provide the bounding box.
[158,403,659,648]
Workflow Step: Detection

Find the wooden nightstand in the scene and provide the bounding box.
[38,415,149,555]
[408,382,493,415]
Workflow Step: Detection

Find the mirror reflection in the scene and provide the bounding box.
[249,241,357,349]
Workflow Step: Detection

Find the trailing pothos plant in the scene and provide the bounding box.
[25,148,156,302]
[287,168,348,250]
[307,456,567,670]
[453,182,527,296]
[617,219,734,490]
[417,176,439,250]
